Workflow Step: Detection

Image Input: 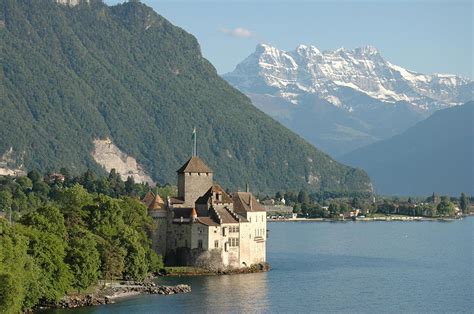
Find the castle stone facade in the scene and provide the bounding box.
[145,156,266,269]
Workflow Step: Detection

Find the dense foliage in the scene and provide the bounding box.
[0,171,162,312]
[0,0,370,195]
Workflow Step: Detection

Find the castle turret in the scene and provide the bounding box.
[177,156,213,207]
[191,208,198,222]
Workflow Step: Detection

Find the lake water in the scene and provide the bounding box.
[49,218,473,313]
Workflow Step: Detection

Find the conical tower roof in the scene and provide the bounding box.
[142,190,155,206]
[177,156,213,173]
[148,194,165,211]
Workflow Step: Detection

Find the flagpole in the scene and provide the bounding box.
[192,127,197,156]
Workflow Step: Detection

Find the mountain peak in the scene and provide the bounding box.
[225,42,472,111]
[354,45,379,55]
[255,43,274,52]
[296,44,321,56]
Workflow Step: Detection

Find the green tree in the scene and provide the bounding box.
[460,193,469,214]
[351,197,363,209]
[293,203,301,214]
[339,202,350,213]
[437,197,456,217]
[0,191,13,221]
[122,230,148,280]
[80,170,97,193]
[32,181,51,198]
[99,241,127,282]
[27,169,42,184]
[16,176,33,191]
[17,225,72,303]
[125,176,136,195]
[0,220,36,313]
[328,202,339,215]
[297,190,309,204]
[66,228,101,292]
[20,206,67,239]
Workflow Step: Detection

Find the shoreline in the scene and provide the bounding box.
[268,215,468,223]
[162,262,270,277]
[36,282,192,311]
[36,263,269,311]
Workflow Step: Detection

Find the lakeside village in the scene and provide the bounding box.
[0,151,472,311]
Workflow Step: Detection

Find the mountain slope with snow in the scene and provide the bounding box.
[225,43,471,109]
[223,44,473,156]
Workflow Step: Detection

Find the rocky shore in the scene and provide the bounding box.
[38,283,191,310]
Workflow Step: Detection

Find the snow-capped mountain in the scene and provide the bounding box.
[224,43,472,111]
[223,44,473,157]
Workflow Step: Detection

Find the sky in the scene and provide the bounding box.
[105,0,473,79]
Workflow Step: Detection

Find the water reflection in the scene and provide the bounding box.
[154,272,270,314]
[199,273,269,313]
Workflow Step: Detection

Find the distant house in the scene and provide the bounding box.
[44,173,65,184]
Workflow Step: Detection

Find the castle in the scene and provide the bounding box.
[144,155,267,269]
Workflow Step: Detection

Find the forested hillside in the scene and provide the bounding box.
[0,0,371,194]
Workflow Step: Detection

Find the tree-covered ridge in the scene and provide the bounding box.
[0,170,163,313]
[0,0,371,194]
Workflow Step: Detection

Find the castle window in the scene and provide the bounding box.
[198,239,203,249]
[185,240,188,248]
[214,240,219,248]
[228,238,239,247]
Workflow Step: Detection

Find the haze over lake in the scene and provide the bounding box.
[47,218,473,313]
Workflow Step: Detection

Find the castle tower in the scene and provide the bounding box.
[177,156,213,207]
[147,194,167,255]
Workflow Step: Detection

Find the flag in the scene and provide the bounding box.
[192,127,197,156]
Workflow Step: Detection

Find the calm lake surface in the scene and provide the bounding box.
[50,218,473,313]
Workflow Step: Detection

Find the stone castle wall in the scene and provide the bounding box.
[180,172,213,206]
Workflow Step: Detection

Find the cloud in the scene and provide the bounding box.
[221,27,254,39]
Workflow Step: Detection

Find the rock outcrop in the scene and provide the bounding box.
[56,0,90,6]
[92,138,154,185]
